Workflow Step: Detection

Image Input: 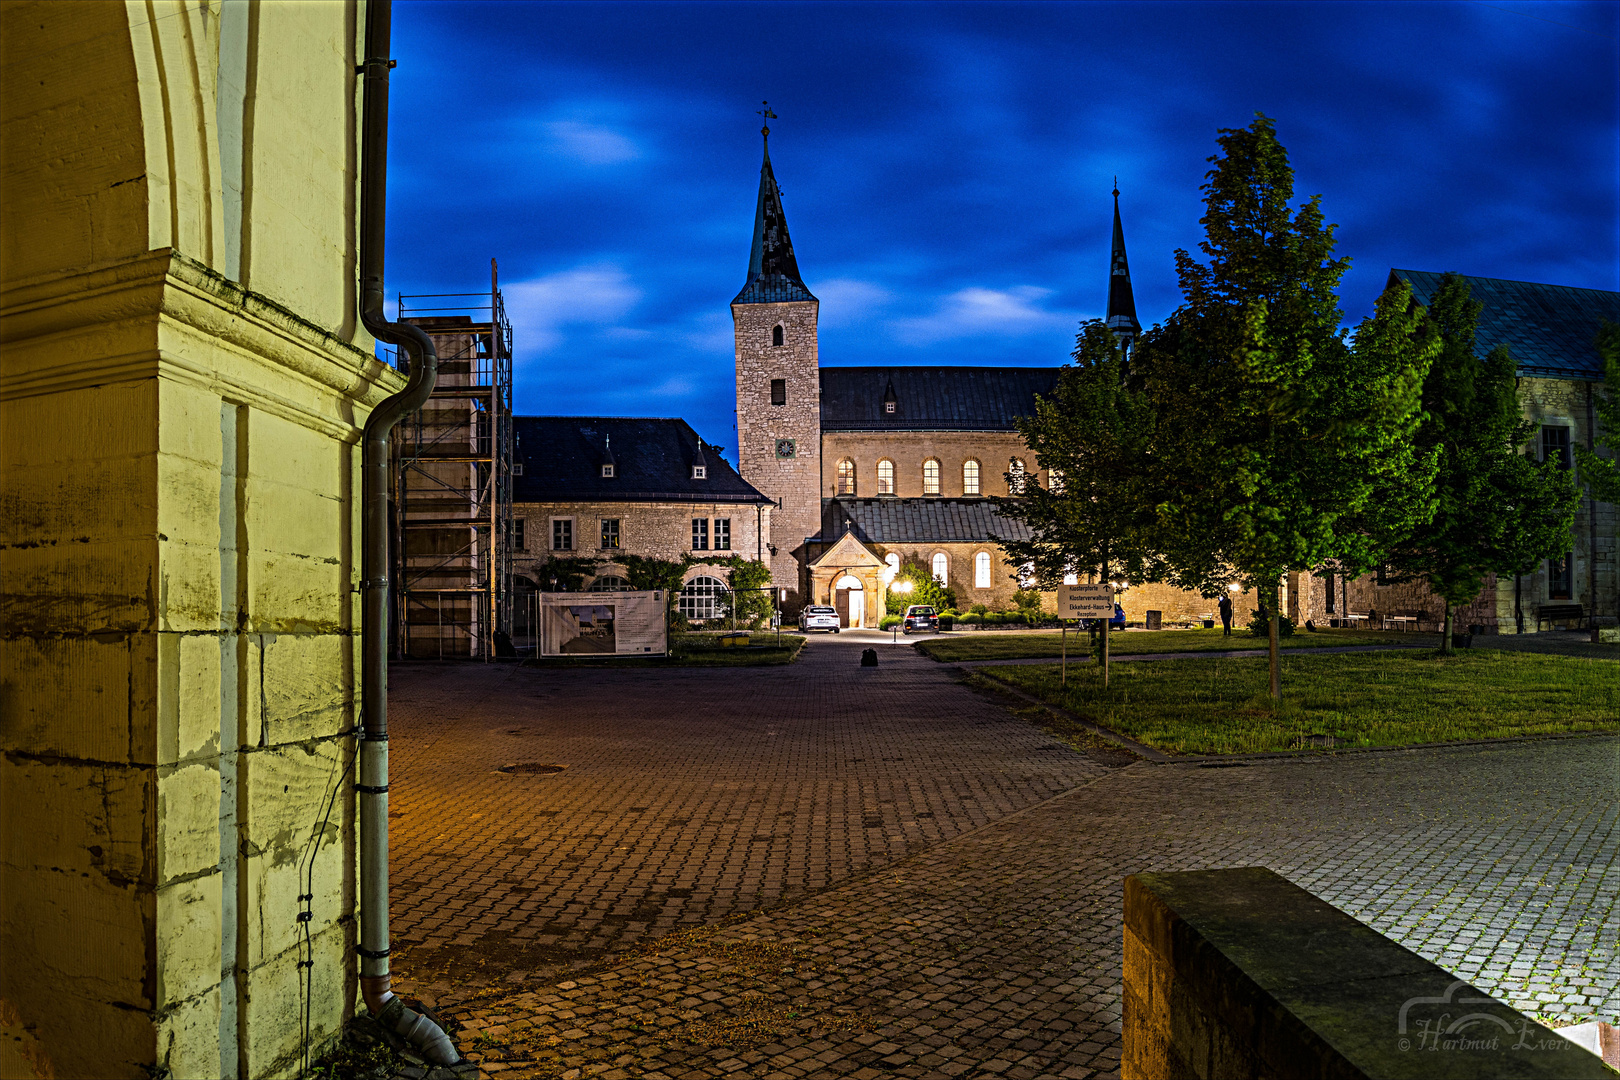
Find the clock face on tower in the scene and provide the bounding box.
[775,439,796,459]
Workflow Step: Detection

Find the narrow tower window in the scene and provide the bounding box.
[922,459,941,496]
[836,459,857,495]
[772,325,784,347]
[962,459,981,496]
[770,378,786,406]
[877,459,895,495]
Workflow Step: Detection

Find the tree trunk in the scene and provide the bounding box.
[1268,580,1282,701]
[1441,600,1454,655]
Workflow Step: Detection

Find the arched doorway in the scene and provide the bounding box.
[834,573,865,628]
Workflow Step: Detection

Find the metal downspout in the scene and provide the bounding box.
[356,0,455,1064]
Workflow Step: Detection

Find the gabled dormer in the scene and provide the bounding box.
[600,433,616,479]
[691,438,708,480]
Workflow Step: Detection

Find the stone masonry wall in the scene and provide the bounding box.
[734,300,821,610]
[511,499,770,581]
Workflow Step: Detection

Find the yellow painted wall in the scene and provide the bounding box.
[1,2,400,1077]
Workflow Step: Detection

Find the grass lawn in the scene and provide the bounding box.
[977,649,1619,755]
[917,626,1428,663]
[525,632,806,668]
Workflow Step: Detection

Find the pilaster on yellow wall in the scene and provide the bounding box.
[1,2,396,1078]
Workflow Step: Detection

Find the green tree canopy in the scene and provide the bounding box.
[1383,275,1582,649]
[883,555,957,615]
[1573,321,1620,504]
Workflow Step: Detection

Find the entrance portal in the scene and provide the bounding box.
[833,573,865,628]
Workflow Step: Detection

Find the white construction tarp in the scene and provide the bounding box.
[539,591,667,657]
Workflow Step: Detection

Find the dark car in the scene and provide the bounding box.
[902,605,938,634]
[1083,603,1127,631]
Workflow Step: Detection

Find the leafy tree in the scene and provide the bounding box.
[1383,275,1582,650]
[713,554,775,627]
[884,556,957,615]
[1573,322,1620,504]
[531,554,599,592]
[993,319,1164,685]
[1137,115,1438,698]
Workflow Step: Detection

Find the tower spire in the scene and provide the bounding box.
[1105,180,1140,350]
[734,104,815,304]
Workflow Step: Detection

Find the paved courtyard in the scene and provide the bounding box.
[387,635,1619,1078]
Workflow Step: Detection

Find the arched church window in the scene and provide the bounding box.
[962,459,981,496]
[974,551,992,589]
[1049,468,1065,494]
[772,324,784,347]
[922,458,941,496]
[877,459,895,495]
[1009,458,1027,494]
[932,552,949,584]
[836,459,856,495]
[678,576,729,621]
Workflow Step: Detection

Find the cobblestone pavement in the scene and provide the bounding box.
[387,638,1619,1079]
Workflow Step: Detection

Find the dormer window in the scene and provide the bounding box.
[884,400,896,414]
[772,325,784,347]
[692,465,707,480]
[601,464,615,478]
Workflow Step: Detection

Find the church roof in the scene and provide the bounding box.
[820,497,1034,544]
[513,416,770,504]
[733,139,816,305]
[1390,269,1617,380]
[819,367,1061,431]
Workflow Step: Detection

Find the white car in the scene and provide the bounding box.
[799,605,841,633]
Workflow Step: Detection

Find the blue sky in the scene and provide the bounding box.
[386,0,1619,458]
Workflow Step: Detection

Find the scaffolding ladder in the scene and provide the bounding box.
[392,261,514,660]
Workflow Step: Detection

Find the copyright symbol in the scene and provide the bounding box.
[1399,1039,1410,1052]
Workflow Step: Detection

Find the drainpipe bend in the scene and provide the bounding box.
[356,0,453,1066]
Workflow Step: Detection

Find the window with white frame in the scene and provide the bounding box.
[836,459,856,495]
[589,575,630,592]
[714,518,731,550]
[601,463,615,478]
[678,575,728,621]
[923,458,941,496]
[691,518,709,550]
[1049,468,1065,493]
[974,551,992,588]
[931,552,948,584]
[1009,457,1027,493]
[552,518,573,551]
[962,459,980,496]
[600,518,620,549]
[877,459,895,495]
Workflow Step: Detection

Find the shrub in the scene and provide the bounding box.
[1012,589,1044,616]
[879,614,901,629]
[959,612,980,625]
[970,603,989,615]
[1247,609,1296,638]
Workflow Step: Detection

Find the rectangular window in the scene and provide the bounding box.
[714,518,731,550]
[552,519,573,551]
[692,518,709,551]
[1323,572,1336,613]
[1541,425,1571,471]
[514,518,526,551]
[600,518,620,549]
[1548,553,1573,599]
[770,378,786,406]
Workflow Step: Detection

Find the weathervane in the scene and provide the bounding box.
[758,100,778,141]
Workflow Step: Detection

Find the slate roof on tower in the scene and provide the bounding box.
[1390,270,1618,380]
[819,367,1061,431]
[1105,186,1140,341]
[733,137,816,305]
[820,497,1034,544]
[513,417,770,503]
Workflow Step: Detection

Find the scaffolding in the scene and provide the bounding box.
[392,262,514,659]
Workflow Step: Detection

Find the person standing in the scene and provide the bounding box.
[1218,593,1234,636]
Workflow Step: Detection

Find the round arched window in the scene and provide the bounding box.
[974,551,992,588]
[931,552,948,584]
[836,459,857,495]
[678,576,729,621]
[1009,458,1027,493]
[588,575,630,592]
[922,458,941,496]
[877,459,895,495]
[962,459,981,496]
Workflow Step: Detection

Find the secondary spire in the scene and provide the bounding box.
[734,102,816,304]
[1105,179,1141,350]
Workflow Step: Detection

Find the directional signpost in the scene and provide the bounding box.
[1057,583,1118,687]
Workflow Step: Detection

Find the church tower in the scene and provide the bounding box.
[733,109,821,610]
[1105,182,1141,353]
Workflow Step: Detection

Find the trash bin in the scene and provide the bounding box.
[1146,610,1162,631]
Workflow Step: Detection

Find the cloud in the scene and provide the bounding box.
[504,265,642,354]
[890,285,1077,344]
[543,120,641,165]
